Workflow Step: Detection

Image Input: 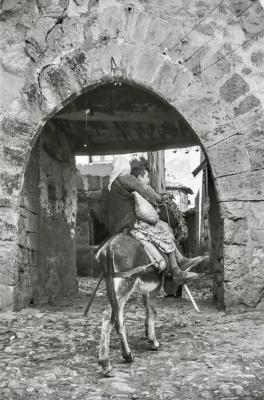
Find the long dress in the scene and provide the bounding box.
[98,175,175,254]
[130,219,175,253]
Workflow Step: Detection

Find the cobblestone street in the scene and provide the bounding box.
[1,279,264,400]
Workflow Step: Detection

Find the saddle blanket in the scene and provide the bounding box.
[95,235,167,273]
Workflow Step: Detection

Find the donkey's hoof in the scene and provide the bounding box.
[98,359,112,376]
[148,340,160,351]
[122,352,134,363]
[104,369,114,378]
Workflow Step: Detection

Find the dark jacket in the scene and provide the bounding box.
[98,175,158,234]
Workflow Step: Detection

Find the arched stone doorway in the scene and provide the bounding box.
[16,81,223,310]
[1,0,264,311]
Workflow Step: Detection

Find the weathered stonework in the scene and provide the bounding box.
[0,0,264,310]
[76,166,110,277]
[15,126,77,309]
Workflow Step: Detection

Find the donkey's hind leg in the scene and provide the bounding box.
[98,306,114,376]
[114,280,134,363]
[142,290,160,350]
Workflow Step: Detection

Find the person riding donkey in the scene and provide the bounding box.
[98,156,206,286]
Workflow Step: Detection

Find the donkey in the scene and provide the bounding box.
[96,232,168,376]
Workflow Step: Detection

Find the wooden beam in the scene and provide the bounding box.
[53,110,177,123]
[74,138,190,156]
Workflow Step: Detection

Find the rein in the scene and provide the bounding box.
[162,199,173,275]
[164,202,171,229]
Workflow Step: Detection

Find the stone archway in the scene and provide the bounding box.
[1,1,264,311]
[16,81,224,310]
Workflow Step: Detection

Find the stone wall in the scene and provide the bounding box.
[15,143,40,310]
[15,127,77,309]
[76,165,110,276]
[0,0,264,309]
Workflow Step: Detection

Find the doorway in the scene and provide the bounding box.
[16,82,224,309]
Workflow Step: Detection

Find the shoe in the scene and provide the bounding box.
[179,256,209,271]
[172,270,198,284]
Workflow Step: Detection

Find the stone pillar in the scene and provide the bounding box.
[15,144,40,309]
[208,173,224,309]
[0,122,24,311]
[37,130,78,305]
[15,126,78,308]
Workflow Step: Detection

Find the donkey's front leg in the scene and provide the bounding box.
[142,292,160,350]
[98,306,114,376]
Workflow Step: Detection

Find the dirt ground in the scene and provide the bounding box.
[1,278,264,400]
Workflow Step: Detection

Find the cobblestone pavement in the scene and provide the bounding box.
[1,278,264,400]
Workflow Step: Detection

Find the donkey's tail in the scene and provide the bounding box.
[104,245,120,326]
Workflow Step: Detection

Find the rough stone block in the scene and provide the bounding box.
[199,121,236,149]
[36,0,66,18]
[220,73,249,103]
[3,145,26,167]
[0,172,21,196]
[217,170,264,202]
[245,128,264,145]
[241,8,264,35]
[236,245,264,307]
[251,50,264,67]
[124,46,165,87]
[46,17,85,55]
[207,136,251,177]
[176,88,230,140]
[233,95,261,116]
[0,220,17,241]
[39,64,80,107]
[25,17,55,61]
[246,140,264,170]
[0,244,16,285]
[220,201,250,219]
[94,5,124,40]
[0,284,14,311]
[65,50,92,88]
[0,65,25,111]
[250,229,264,245]
[152,61,192,103]
[124,11,150,44]
[220,201,264,236]
[144,17,172,47]
[224,218,248,245]
[224,244,249,281]
[223,239,264,305]
[0,208,19,239]
[233,109,264,136]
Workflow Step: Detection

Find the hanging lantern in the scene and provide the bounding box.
[111,57,123,86]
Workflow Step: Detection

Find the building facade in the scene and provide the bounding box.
[1,1,264,311]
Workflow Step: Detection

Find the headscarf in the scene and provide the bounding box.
[108,156,131,191]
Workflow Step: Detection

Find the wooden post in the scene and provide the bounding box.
[148,150,165,193]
